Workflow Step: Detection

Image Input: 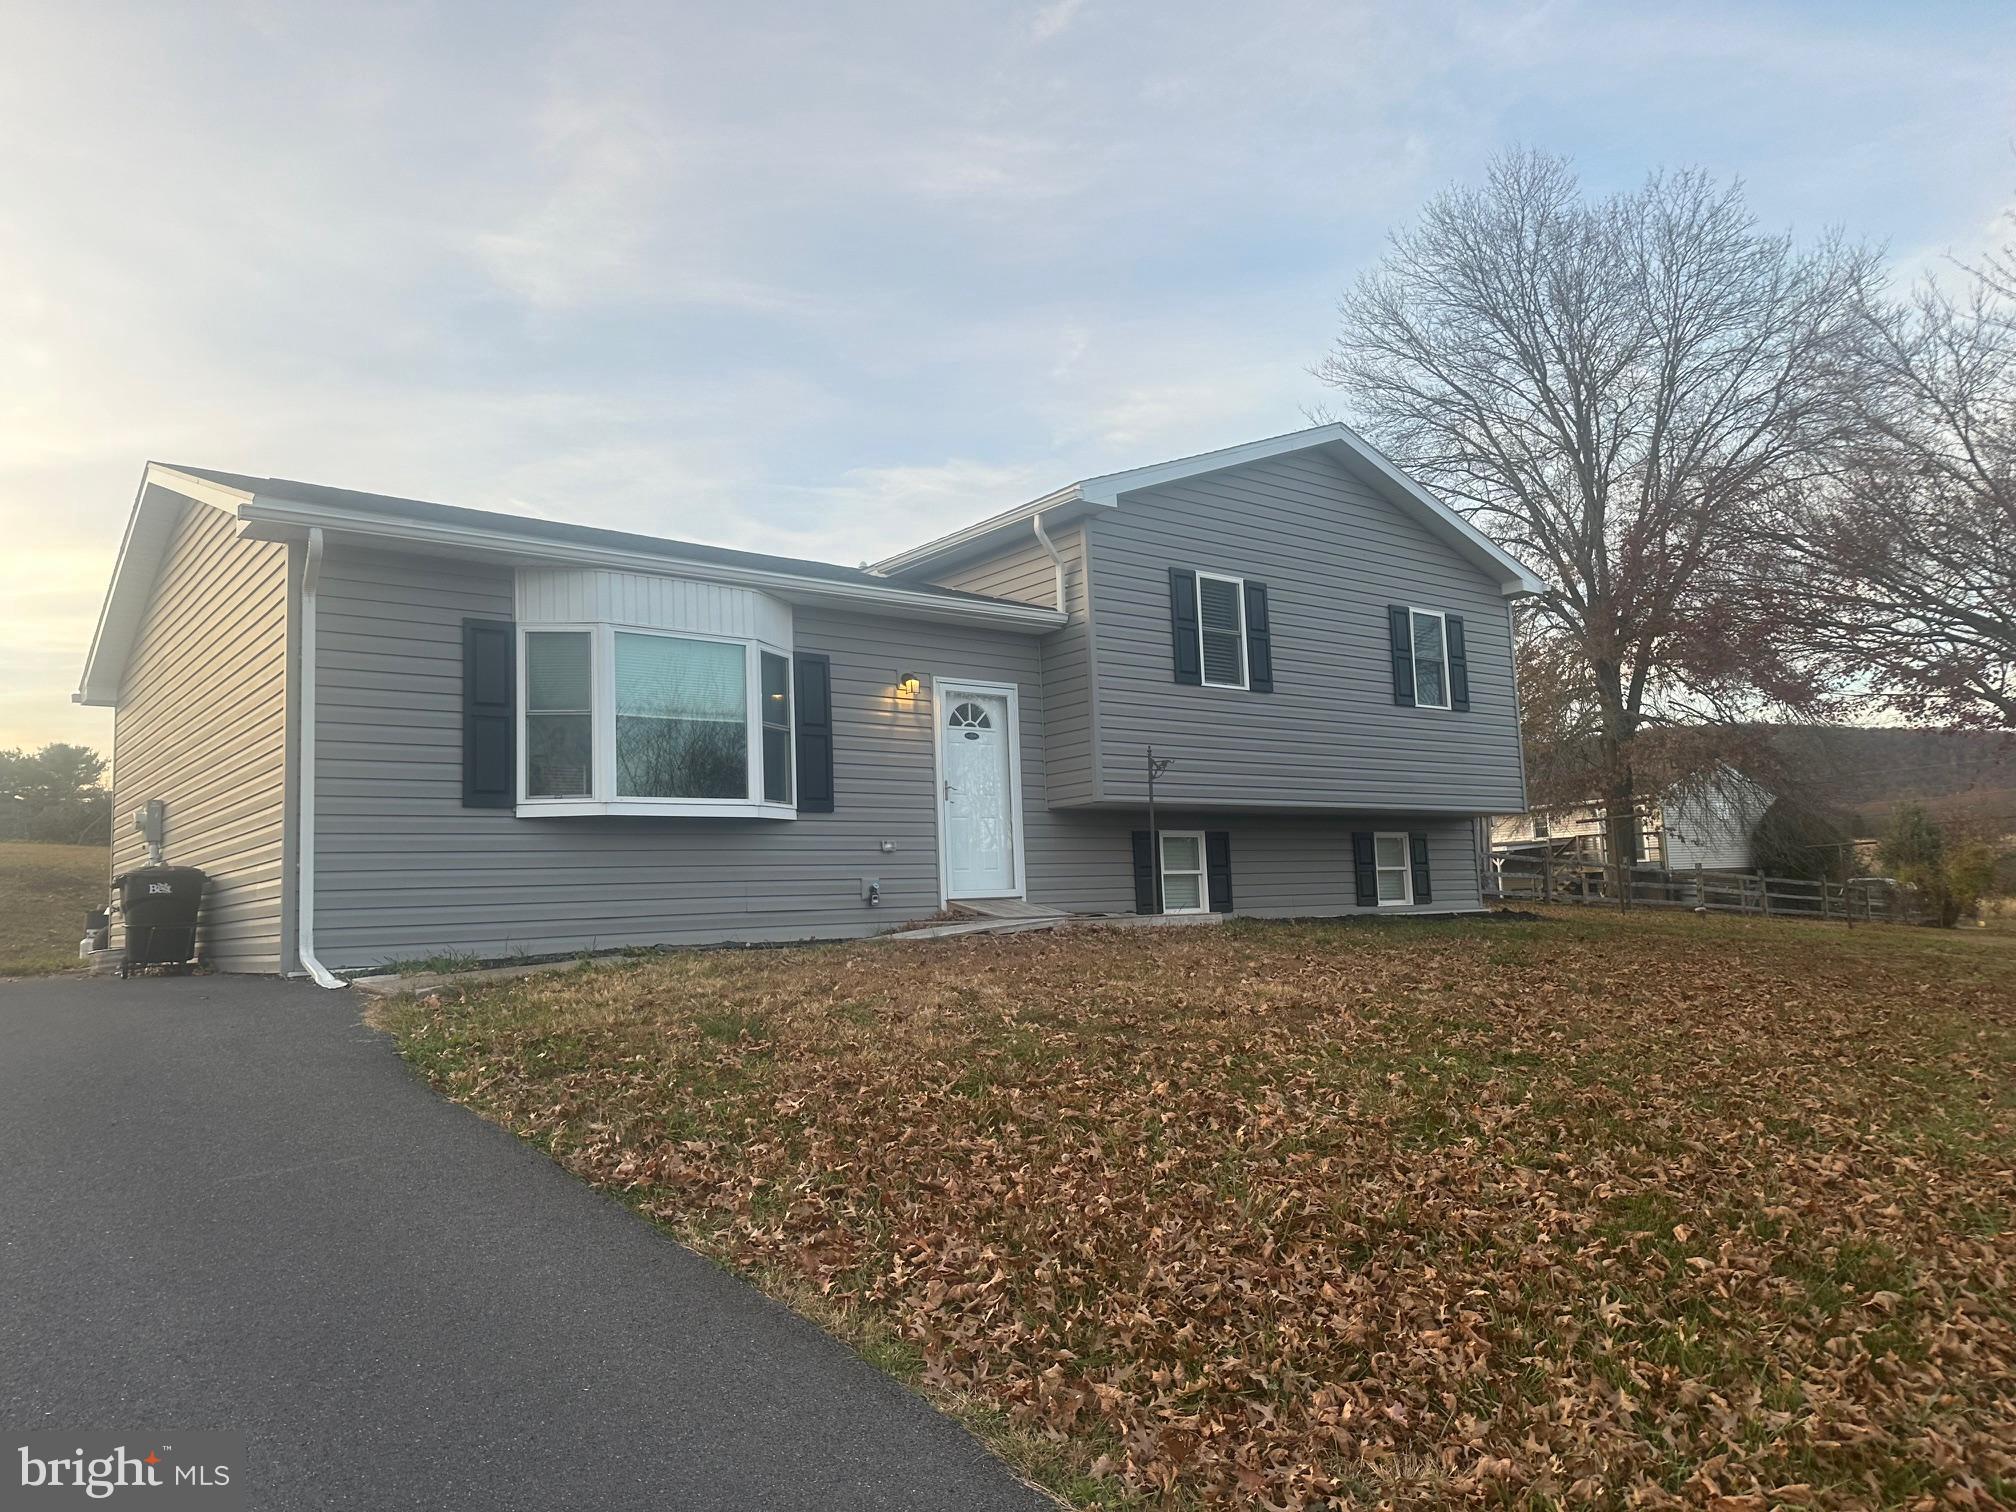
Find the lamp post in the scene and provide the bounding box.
[1146,745,1174,910]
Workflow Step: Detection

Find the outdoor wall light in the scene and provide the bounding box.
[895,671,922,697]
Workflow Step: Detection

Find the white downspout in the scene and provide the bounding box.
[1031,510,1066,612]
[296,527,342,988]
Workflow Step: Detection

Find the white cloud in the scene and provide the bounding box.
[1031,0,1089,44]
[2,0,2012,751]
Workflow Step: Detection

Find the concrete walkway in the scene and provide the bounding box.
[0,973,1052,1511]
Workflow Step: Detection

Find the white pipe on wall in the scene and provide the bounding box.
[295,527,342,988]
[1031,510,1066,612]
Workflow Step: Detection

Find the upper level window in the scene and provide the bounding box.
[520,624,794,818]
[1409,608,1449,709]
[1387,603,1467,712]
[1171,568,1272,693]
[1197,573,1247,689]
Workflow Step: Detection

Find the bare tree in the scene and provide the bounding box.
[1761,220,2016,727]
[1318,150,1872,867]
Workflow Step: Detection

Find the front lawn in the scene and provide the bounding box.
[0,840,105,976]
[379,909,2016,1509]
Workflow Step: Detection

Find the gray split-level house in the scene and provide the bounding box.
[76,425,1543,981]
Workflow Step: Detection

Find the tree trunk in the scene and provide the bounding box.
[1592,660,1637,912]
[1604,771,1637,911]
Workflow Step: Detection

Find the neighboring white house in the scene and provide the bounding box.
[1492,766,1775,872]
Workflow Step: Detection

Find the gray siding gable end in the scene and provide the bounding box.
[1087,448,1527,814]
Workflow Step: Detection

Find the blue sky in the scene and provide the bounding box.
[4,0,2012,747]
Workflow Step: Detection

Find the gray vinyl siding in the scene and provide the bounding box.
[927,525,1099,806]
[1088,450,1526,813]
[309,544,1125,968]
[111,499,290,972]
[307,544,1484,968]
[1042,810,1484,915]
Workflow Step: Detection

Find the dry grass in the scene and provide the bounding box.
[0,840,105,976]
[379,909,2016,1509]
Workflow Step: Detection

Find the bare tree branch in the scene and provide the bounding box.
[1753,211,2016,730]
[1317,150,1870,847]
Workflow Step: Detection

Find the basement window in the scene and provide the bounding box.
[1160,831,1207,914]
[1374,832,1413,905]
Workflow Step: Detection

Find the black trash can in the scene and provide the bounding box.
[115,866,206,976]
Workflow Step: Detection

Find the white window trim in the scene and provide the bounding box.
[516,622,797,820]
[931,677,1029,905]
[1195,571,1249,691]
[759,648,796,806]
[1159,829,1208,914]
[1408,605,1451,710]
[1374,830,1414,907]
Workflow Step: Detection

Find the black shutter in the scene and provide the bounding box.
[1446,615,1469,712]
[1131,830,1159,914]
[462,618,514,809]
[1205,830,1233,912]
[1352,831,1378,907]
[1244,583,1273,693]
[1169,569,1202,685]
[1410,833,1433,904]
[1387,606,1414,706]
[793,654,834,813]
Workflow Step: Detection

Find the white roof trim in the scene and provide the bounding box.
[869,483,1093,576]
[873,423,1548,597]
[232,498,1068,632]
[75,465,255,706]
[78,465,1066,709]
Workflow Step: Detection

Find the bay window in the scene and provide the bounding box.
[615,632,747,799]
[518,623,795,818]
[760,652,792,804]
[525,632,593,798]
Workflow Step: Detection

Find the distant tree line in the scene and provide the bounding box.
[0,744,110,845]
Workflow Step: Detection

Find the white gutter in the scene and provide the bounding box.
[869,483,1088,576]
[1031,509,1066,613]
[236,500,1067,633]
[295,527,342,989]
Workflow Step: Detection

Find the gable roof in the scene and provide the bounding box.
[868,423,1548,596]
[167,465,1028,595]
[77,425,1544,708]
[75,464,1066,706]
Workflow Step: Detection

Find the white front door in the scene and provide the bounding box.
[939,686,1020,898]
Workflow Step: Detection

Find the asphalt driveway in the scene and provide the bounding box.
[0,973,1051,1510]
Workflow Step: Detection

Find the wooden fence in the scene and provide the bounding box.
[1489,856,1925,925]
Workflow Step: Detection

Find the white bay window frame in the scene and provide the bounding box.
[516,621,796,819]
